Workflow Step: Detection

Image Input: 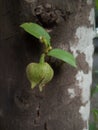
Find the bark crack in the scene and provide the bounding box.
[34,103,40,125]
[44,122,48,130]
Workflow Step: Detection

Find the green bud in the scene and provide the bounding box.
[26,62,54,91]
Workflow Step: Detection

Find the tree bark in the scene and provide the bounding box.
[0,0,94,130]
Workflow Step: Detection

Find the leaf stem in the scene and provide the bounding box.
[45,46,52,54]
[40,37,49,48]
[39,37,52,64]
[39,53,45,64]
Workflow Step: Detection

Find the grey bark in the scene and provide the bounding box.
[0,0,94,130]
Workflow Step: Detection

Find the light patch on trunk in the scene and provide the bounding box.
[79,101,90,121]
[68,88,75,99]
[70,27,94,68]
[70,22,94,104]
[89,8,95,25]
[76,71,91,104]
[70,8,94,129]
[70,8,95,68]
[83,128,88,130]
[87,0,92,5]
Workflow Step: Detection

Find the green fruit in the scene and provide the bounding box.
[26,62,54,91]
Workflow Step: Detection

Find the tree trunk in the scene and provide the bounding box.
[0,0,95,130]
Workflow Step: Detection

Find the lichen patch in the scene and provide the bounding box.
[87,0,92,5]
[70,27,94,65]
[76,71,91,104]
[79,101,90,121]
[83,128,88,130]
[76,53,89,74]
[68,88,76,99]
[69,20,94,130]
[89,8,95,25]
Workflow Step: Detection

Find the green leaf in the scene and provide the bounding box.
[92,109,98,122]
[95,0,98,9]
[91,85,98,98]
[94,70,98,73]
[89,122,96,130]
[47,48,76,67]
[20,22,51,46]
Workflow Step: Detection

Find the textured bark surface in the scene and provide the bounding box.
[0,0,94,130]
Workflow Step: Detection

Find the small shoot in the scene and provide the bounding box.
[20,22,77,91]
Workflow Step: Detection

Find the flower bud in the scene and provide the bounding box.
[26,62,54,91]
